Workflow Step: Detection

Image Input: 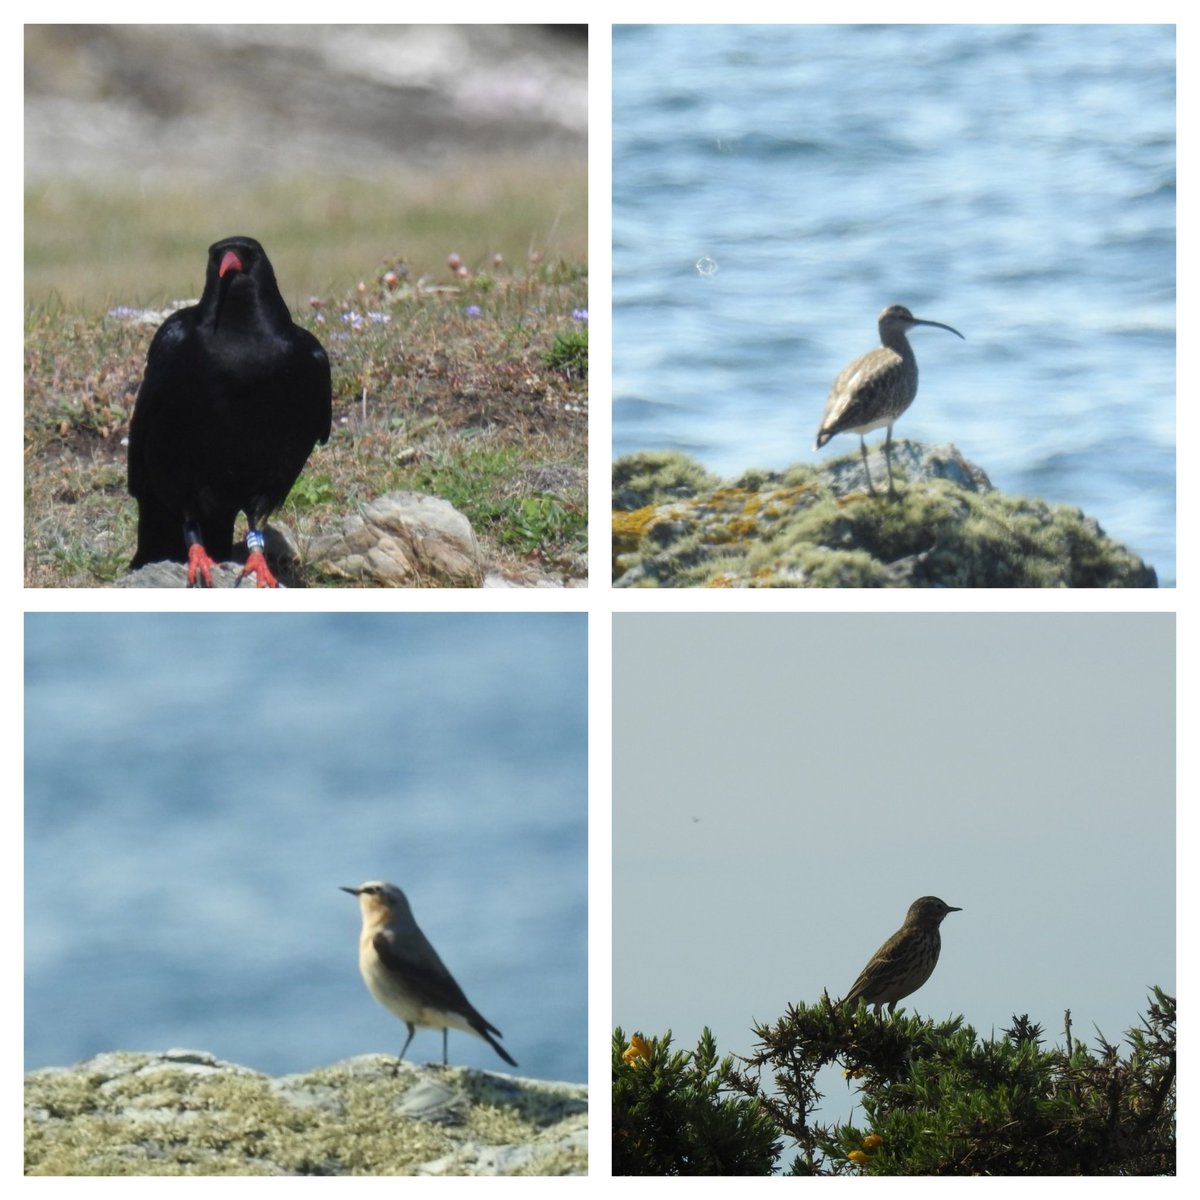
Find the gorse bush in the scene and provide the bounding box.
[612,1028,781,1176]
[616,988,1174,1176]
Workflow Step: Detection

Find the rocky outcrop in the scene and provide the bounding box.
[117,492,586,588]
[24,1050,587,1176]
[311,492,482,586]
[116,493,483,588]
[115,524,304,588]
[613,443,1157,588]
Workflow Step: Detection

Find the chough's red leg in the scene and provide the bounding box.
[238,529,279,588]
[239,550,279,588]
[185,542,217,588]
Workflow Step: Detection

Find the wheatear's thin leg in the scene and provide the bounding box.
[399,1023,415,1061]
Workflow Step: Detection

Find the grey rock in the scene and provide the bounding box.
[115,526,300,588]
[312,491,482,586]
[25,1051,587,1177]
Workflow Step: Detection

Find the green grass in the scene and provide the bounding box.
[410,445,587,556]
[544,327,588,380]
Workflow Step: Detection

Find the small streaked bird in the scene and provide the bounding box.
[814,304,964,498]
[342,881,517,1068]
[840,896,961,1016]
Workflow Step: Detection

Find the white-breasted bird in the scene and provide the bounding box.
[341,880,516,1067]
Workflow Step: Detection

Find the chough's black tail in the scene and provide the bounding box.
[130,500,187,568]
[130,503,238,570]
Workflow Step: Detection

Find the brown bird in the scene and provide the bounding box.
[814,305,964,497]
[840,896,961,1015]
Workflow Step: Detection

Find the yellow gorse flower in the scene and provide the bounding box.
[862,1134,883,1150]
[848,1149,871,1165]
[622,1034,652,1066]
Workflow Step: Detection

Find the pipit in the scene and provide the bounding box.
[840,896,961,1015]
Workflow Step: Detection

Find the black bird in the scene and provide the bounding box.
[127,236,332,587]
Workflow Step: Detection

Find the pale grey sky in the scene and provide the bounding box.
[613,613,1175,1126]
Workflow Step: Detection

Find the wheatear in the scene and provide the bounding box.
[341,881,517,1068]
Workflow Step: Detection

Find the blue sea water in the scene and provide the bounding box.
[613,24,1175,585]
[24,613,587,1083]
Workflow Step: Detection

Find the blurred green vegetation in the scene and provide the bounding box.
[25,162,587,309]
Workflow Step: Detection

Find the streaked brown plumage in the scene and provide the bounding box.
[840,896,961,1015]
[814,305,964,497]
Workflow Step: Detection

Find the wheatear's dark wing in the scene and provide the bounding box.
[372,930,479,1021]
